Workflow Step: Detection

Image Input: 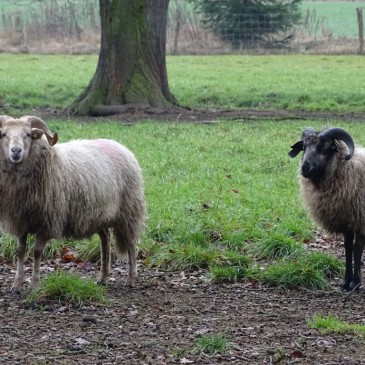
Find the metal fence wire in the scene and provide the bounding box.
[166,5,365,55]
[0,0,364,55]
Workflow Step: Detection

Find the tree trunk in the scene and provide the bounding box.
[68,0,178,116]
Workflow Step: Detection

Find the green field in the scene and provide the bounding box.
[0,117,351,287]
[0,54,364,113]
[302,1,363,37]
[0,53,363,288]
[0,1,360,38]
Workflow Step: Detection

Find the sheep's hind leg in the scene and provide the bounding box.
[126,242,137,287]
[114,229,137,287]
[11,234,27,294]
[97,229,110,285]
[30,234,49,289]
[341,231,354,291]
[351,233,365,291]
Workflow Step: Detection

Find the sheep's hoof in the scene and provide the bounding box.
[126,277,136,288]
[341,281,360,292]
[349,281,361,292]
[97,279,106,286]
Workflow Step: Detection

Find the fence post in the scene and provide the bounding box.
[356,8,364,54]
[172,8,181,55]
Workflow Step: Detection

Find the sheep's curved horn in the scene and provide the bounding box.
[319,128,355,160]
[20,116,58,146]
[0,115,14,127]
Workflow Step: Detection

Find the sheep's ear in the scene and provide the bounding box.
[31,128,44,140]
[288,141,303,158]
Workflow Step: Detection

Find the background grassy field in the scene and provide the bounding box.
[0,0,360,37]
[0,54,364,113]
[301,1,363,37]
[0,53,363,289]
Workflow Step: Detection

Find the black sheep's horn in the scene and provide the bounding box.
[319,128,355,160]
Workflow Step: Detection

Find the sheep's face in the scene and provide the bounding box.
[289,127,355,184]
[0,120,44,164]
[300,134,338,181]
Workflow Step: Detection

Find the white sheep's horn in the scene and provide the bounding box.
[0,115,14,127]
[20,115,58,146]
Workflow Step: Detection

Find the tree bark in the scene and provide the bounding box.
[68,0,178,116]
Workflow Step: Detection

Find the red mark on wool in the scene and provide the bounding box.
[92,139,121,161]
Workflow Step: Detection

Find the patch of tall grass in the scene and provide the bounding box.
[28,270,108,306]
[308,314,365,336]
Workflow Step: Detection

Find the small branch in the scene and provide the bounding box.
[342,283,361,300]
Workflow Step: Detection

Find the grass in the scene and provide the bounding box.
[259,259,331,290]
[210,265,247,283]
[1,54,364,291]
[251,233,304,260]
[0,118,362,290]
[194,334,232,355]
[0,54,365,113]
[302,1,362,38]
[27,270,108,306]
[304,251,344,279]
[308,315,365,336]
[0,233,80,262]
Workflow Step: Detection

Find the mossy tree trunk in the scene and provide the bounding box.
[68,0,177,116]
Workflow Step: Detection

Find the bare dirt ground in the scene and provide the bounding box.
[0,240,365,365]
[1,109,365,365]
[38,106,365,124]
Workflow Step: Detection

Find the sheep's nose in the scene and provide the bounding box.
[11,147,22,154]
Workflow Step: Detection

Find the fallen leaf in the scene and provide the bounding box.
[61,246,82,263]
[289,350,305,358]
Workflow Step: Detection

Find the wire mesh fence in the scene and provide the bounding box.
[0,0,363,55]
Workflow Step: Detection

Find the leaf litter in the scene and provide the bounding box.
[0,233,364,364]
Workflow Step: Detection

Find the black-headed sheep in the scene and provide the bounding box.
[289,127,365,291]
[0,115,145,293]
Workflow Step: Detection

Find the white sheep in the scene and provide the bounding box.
[289,127,365,291]
[0,115,146,293]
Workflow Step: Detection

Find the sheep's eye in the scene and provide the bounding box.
[26,132,31,137]
[1,133,6,137]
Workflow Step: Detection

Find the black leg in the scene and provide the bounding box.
[351,233,365,291]
[341,231,354,291]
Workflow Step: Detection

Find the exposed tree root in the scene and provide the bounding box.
[89,103,186,117]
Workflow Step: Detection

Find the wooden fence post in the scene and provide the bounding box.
[356,8,364,54]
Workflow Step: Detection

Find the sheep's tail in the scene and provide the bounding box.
[113,195,146,258]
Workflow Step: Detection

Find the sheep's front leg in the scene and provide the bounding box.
[341,231,354,291]
[11,234,28,294]
[30,234,49,289]
[97,229,110,285]
[352,233,365,291]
